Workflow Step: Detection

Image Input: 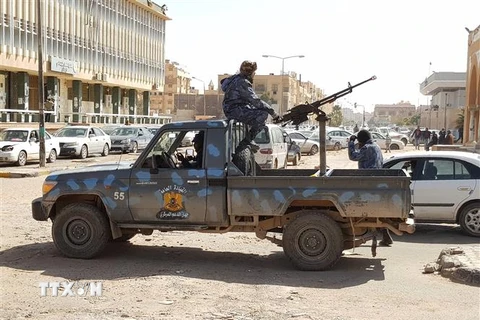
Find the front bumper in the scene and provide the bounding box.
[59,146,80,156]
[32,197,49,221]
[111,143,131,152]
[0,152,17,162]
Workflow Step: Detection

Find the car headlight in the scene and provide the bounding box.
[64,142,79,147]
[42,181,58,195]
[120,139,131,144]
[1,145,14,152]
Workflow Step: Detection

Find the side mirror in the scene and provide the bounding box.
[29,137,37,143]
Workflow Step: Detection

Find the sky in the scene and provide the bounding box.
[161,0,479,113]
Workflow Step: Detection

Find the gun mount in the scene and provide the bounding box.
[274,75,377,126]
[274,76,377,176]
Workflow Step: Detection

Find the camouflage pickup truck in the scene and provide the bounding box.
[32,120,414,271]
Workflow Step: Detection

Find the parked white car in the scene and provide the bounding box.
[373,127,409,146]
[55,125,111,159]
[383,151,480,237]
[370,132,405,150]
[254,124,288,169]
[0,128,60,166]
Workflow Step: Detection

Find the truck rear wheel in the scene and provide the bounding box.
[283,212,343,271]
[52,203,110,259]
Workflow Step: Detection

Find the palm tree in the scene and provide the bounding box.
[455,109,464,129]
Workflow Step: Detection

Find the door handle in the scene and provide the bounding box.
[457,186,471,191]
[187,180,200,184]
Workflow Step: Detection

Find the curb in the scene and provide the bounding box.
[0,169,60,179]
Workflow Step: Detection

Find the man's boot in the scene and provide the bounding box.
[379,228,393,247]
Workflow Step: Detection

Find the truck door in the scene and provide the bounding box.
[128,128,208,224]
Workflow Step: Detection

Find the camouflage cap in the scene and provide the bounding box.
[239,60,257,75]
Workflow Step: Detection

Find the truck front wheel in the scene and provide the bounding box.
[283,212,343,271]
[52,203,110,259]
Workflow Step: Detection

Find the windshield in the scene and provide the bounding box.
[56,128,87,137]
[111,127,138,136]
[254,128,270,144]
[0,130,29,142]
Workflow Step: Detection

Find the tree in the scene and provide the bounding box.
[328,105,343,127]
[455,109,464,129]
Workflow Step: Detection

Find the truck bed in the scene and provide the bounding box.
[227,169,411,219]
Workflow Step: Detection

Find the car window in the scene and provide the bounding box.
[385,160,417,177]
[271,128,284,144]
[254,128,270,144]
[93,128,105,136]
[290,132,303,140]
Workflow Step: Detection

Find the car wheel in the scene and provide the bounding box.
[283,212,344,271]
[131,142,138,153]
[47,149,57,163]
[79,145,88,159]
[458,202,480,237]
[334,142,341,151]
[16,150,27,166]
[292,153,299,166]
[390,144,400,150]
[401,138,408,146]
[309,145,319,155]
[52,203,110,258]
[101,144,109,157]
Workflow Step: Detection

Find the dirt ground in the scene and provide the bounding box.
[1,148,479,320]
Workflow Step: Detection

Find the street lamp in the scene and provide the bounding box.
[444,92,448,130]
[262,54,305,114]
[192,77,206,116]
[354,103,365,128]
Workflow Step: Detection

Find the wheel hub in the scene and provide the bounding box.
[298,229,327,256]
[66,219,91,245]
[465,208,480,233]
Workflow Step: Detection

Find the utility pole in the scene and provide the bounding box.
[36,0,46,167]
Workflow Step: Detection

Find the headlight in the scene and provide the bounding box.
[2,145,14,151]
[120,139,131,144]
[42,181,58,195]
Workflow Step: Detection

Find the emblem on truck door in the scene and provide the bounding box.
[156,185,189,220]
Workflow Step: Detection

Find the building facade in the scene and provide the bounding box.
[0,0,171,125]
[464,25,480,145]
[373,102,416,126]
[419,72,466,131]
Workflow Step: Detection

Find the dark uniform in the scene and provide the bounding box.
[221,61,280,148]
[348,129,393,246]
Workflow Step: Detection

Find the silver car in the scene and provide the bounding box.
[286,131,320,155]
[55,125,111,159]
[110,126,154,153]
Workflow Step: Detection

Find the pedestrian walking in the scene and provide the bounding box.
[385,132,391,153]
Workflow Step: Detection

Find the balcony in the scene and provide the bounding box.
[420,72,466,96]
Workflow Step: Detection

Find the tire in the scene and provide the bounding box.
[309,144,319,155]
[283,212,344,271]
[232,145,255,176]
[16,150,27,166]
[292,153,299,166]
[112,233,136,242]
[458,202,480,237]
[131,142,138,153]
[79,145,88,159]
[390,143,400,150]
[401,138,408,146]
[52,203,110,259]
[47,149,57,163]
[334,142,341,151]
[101,143,109,156]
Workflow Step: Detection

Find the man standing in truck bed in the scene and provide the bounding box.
[348,129,393,246]
[221,60,281,151]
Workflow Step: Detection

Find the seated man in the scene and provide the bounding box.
[177,131,204,168]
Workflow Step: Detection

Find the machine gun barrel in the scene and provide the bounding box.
[275,75,377,126]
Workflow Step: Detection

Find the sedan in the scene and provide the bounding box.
[383,151,480,237]
[286,131,320,155]
[55,125,111,159]
[326,128,353,149]
[0,128,60,166]
[110,126,154,153]
[371,132,404,150]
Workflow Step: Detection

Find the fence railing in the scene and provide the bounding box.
[0,109,172,125]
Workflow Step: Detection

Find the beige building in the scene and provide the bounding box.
[373,102,416,126]
[0,0,172,125]
[464,25,480,145]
